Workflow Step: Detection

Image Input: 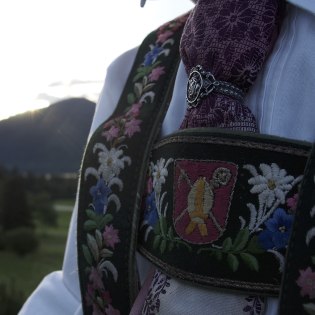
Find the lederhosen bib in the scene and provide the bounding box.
[77,14,315,315]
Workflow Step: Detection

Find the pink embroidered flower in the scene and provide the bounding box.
[104,119,114,129]
[85,284,95,306]
[101,290,112,304]
[103,224,120,249]
[287,193,298,213]
[157,30,173,43]
[105,304,121,315]
[296,267,315,299]
[127,103,141,117]
[92,304,105,315]
[149,66,166,82]
[124,118,141,138]
[89,267,104,289]
[103,125,120,142]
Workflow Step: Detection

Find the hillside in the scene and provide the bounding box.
[0,98,96,174]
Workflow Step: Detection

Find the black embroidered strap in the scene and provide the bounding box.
[77,14,189,315]
[138,128,311,296]
[280,144,315,314]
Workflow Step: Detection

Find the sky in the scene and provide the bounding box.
[0,0,194,121]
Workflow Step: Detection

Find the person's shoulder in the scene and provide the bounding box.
[106,47,138,81]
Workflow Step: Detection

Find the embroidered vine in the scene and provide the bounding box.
[198,162,302,272]
[80,16,187,314]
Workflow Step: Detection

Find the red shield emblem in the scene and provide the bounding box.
[173,160,238,244]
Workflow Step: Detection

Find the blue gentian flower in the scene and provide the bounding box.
[89,178,111,214]
[144,45,163,66]
[258,208,294,250]
[144,191,158,227]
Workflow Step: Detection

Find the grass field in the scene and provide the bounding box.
[0,206,73,306]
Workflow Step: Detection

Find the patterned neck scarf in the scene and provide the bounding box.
[179,0,284,131]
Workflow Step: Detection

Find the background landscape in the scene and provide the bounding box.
[0,99,95,314]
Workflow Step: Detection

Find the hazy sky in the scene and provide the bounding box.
[0,0,193,121]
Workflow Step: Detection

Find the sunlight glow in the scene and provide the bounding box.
[0,0,194,121]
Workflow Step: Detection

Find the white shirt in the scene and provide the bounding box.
[19,3,315,314]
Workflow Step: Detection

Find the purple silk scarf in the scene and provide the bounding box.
[180,0,284,131]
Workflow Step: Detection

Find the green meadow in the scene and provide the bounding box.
[0,203,72,307]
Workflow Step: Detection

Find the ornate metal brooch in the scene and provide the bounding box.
[186,65,245,108]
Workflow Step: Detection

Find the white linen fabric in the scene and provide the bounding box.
[19,3,315,314]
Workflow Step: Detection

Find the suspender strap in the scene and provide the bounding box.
[280,143,315,314]
[77,14,189,315]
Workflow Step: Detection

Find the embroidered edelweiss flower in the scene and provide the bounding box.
[258,208,293,250]
[151,158,173,194]
[296,267,315,299]
[246,163,294,208]
[94,143,131,182]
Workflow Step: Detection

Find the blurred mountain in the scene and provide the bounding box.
[0,98,96,174]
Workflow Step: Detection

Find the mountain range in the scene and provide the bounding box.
[0,98,96,174]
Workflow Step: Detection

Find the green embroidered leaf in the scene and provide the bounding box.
[160,239,167,254]
[96,297,105,309]
[167,227,174,240]
[133,72,145,82]
[160,217,167,236]
[142,76,148,87]
[168,241,175,252]
[153,235,161,250]
[222,237,233,251]
[154,222,161,235]
[86,209,97,220]
[127,93,136,105]
[82,245,93,265]
[246,236,264,254]
[240,253,259,272]
[98,214,114,230]
[84,220,98,231]
[143,83,155,93]
[214,251,223,261]
[152,61,161,68]
[87,234,99,262]
[100,248,113,258]
[232,228,249,251]
[134,82,143,98]
[95,230,103,249]
[227,253,239,272]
